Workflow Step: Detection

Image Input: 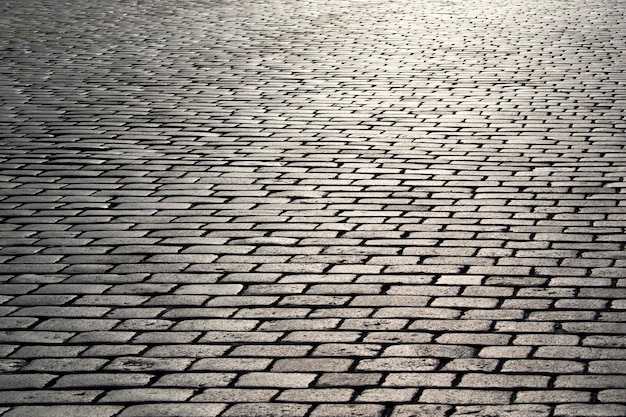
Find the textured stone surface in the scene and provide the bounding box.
[0,0,625,415]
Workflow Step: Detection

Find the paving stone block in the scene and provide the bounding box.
[81,344,146,357]
[235,372,317,388]
[34,318,119,332]
[258,319,340,331]
[104,357,193,372]
[229,344,312,357]
[53,373,153,389]
[272,358,353,372]
[534,346,625,360]
[554,404,626,417]
[192,388,278,402]
[459,373,550,388]
[390,404,452,417]
[356,388,418,403]
[408,319,492,332]
[383,344,475,358]
[452,405,552,417]
[0,374,57,390]
[316,373,382,388]
[221,403,311,417]
[117,403,226,417]
[21,358,107,372]
[0,390,102,404]
[199,331,283,343]
[383,372,457,388]
[153,373,236,389]
[441,359,499,372]
[9,306,111,318]
[1,406,123,417]
[191,358,273,372]
[99,388,195,403]
[555,375,626,389]
[234,307,311,319]
[515,390,592,404]
[357,358,439,372]
[172,319,259,331]
[598,389,626,403]
[69,331,135,344]
[502,359,586,374]
[278,388,354,402]
[419,389,512,404]
[436,333,512,346]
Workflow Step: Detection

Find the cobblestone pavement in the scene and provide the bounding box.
[1,0,625,416]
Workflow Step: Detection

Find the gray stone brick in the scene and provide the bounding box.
[272,358,353,372]
[0,374,57,389]
[502,359,585,374]
[7,295,76,306]
[0,317,38,329]
[153,373,236,388]
[258,319,340,331]
[441,359,499,372]
[53,373,153,389]
[515,390,592,404]
[229,344,312,357]
[277,388,354,402]
[222,403,310,417]
[104,357,193,372]
[191,358,273,372]
[235,372,317,388]
[99,388,194,403]
[554,404,626,417]
[199,331,282,343]
[0,390,102,404]
[598,389,626,403]
[34,318,119,332]
[514,334,580,346]
[115,318,174,331]
[234,307,310,319]
[384,371,455,389]
[350,295,430,306]
[69,331,135,344]
[9,345,86,358]
[452,405,551,417]
[436,333,511,346]
[419,389,512,404]
[391,404,451,417]
[144,345,227,358]
[340,318,409,330]
[316,373,382,388]
[534,346,625,360]
[21,358,107,372]
[479,345,534,359]
[192,388,278,402]
[172,319,258,331]
[356,358,439,372]
[459,373,549,388]
[363,332,432,344]
[310,307,374,318]
[356,388,417,402]
[117,404,226,417]
[383,344,475,358]
[409,319,492,332]
[10,306,110,318]
[81,344,146,357]
[2,406,123,417]
[161,308,235,319]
